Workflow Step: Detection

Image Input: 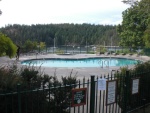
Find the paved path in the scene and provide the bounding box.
[0,54,150,80]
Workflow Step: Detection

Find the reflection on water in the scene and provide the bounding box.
[21,58,139,67]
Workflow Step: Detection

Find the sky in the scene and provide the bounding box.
[0,0,130,28]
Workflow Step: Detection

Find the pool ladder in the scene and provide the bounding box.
[99,60,109,68]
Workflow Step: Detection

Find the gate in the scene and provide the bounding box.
[89,71,150,113]
[0,71,150,113]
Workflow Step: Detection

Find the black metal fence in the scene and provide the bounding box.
[21,45,133,55]
[0,71,150,113]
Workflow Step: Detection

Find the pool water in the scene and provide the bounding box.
[21,58,139,67]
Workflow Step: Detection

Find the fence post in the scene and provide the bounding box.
[17,84,21,113]
[123,71,130,113]
[53,46,54,53]
[90,76,95,113]
[66,45,67,53]
[46,45,47,53]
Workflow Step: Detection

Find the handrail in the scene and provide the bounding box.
[104,60,109,67]
[98,60,109,68]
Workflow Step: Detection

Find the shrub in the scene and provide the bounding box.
[115,61,150,111]
[0,64,77,113]
[143,48,150,56]
[0,63,21,92]
[96,45,107,53]
[55,49,64,54]
[87,51,95,54]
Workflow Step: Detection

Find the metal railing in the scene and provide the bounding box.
[0,71,150,113]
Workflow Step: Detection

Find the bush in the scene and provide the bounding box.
[55,49,64,54]
[0,63,21,92]
[115,61,150,111]
[96,45,107,53]
[134,61,150,72]
[0,64,77,113]
[143,48,150,56]
[87,51,95,54]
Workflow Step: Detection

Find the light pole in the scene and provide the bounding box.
[54,38,55,48]
[110,36,112,58]
[73,45,74,54]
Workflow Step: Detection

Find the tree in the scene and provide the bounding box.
[117,0,150,49]
[0,9,2,15]
[39,41,46,50]
[0,0,2,15]
[1,24,119,47]
[0,32,17,58]
[142,0,150,47]
[122,0,138,5]
[144,23,150,47]
[23,40,38,52]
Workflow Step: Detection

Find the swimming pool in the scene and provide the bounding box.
[21,57,139,67]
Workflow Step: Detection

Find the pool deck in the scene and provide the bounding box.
[0,54,150,80]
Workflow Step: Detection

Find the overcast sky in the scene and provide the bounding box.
[0,0,130,27]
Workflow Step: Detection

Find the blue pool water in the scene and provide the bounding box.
[21,58,139,67]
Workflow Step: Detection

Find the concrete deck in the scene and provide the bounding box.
[0,54,150,80]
